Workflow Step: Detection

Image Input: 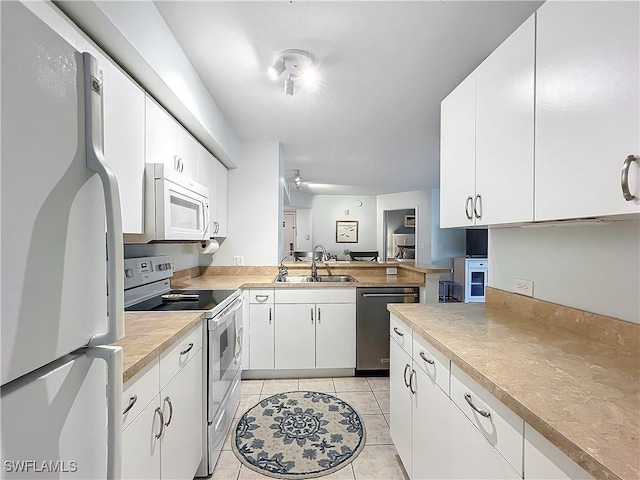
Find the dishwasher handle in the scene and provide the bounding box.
[360,293,418,298]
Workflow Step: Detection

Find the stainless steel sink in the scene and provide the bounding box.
[273,275,357,283]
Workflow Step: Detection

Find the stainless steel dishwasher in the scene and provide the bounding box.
[356,287,419,374]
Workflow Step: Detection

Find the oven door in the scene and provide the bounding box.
[207,296,243,422]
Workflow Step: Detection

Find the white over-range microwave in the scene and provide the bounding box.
[127,163,210,243]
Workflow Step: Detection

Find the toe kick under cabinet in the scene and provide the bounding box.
[246,288,356,375]
[121,323,204,480]
[389,314,594,480]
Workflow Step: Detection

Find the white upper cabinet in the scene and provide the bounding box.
[145,95,198,180]
[102,61,145,234]
[197,145,228,238]
[440,15,534,228]
[475,15,535,225]
[535,1,640,220]
[440,73,477,228]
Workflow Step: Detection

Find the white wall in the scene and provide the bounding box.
[431,189,466,265]
[205,141,282,266]
[489,220,640,324]
[293,208,313,252]
[377,190,431,264]
[311,195,378,257]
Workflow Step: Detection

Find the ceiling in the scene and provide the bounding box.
[154,1,542,196]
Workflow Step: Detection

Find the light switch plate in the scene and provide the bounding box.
[514,278,534,297]
[386,267,398,275]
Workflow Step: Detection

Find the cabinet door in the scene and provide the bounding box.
[389,339,412,472]
[145,95,176,168]
[450,403,520,480]
[475,15,534,226]
[412,366,449,480]
[535,2,640,220]
[196,144,217,238]
[249,304,274,369]
[122,395,162,480]
[214,159,228,237]
[160,350,203,480]
[175,124,198,180]
[102,61,145,234]
[275,303,315,369]
[440,73,476,228]
[315,303,356,369]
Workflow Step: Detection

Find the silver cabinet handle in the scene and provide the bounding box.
[465,196,473,220]
[163,396,174,426]
[419,351,435,365]
[393,327,404,337]
[268,307,272,324]
[311,308,314,324]
[122,395,137,415]
[621,155,638,201]
[464,393,491,418]
[317,307,321,324]
[409,369,416,394]
[154,407,165,439]
[474,194,482,219]
[403,364,411,387]
[180,342,194,355]
[255,294,269,302]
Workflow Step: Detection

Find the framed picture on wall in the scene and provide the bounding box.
[336,220,359,243]
[404,215,416,227]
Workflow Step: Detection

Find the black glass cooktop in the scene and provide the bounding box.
[125,289,236,312]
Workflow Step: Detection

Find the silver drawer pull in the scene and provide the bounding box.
[465,196,473,220]
[403,364,411,388]
[419,351,435,365]
[393,327,404,337]
[464,393,491,418]
[180,343,194,355]
[163,396,174,426]
[154,407,165,439]
[621,154,638,201]
[122,394,137,415]
[255,294,269,301]
[409,369,416,394]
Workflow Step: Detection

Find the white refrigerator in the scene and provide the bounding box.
[1,1,125,478]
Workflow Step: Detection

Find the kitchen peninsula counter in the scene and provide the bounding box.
[114,312,205,383]
[388,290,640,480]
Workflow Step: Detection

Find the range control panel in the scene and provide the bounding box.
[124,255,173,290]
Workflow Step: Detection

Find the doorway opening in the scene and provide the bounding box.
[382,208,417,262]
[283,211,296,259]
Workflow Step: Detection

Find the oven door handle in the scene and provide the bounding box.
[219,295,243,318]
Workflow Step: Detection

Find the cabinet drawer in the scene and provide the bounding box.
[412,334,450,395]
[123,359,160,430]
[159,323,203,388]
[450,364,524,475]
[390,314,412,354]
[249,288,274,304]
[274,287,356,304]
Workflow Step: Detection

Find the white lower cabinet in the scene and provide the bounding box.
[122,323,204,480]
[390,317,450,479]
[247,288,356,372]
[524,424,594,480]
[449,403,520,480]
[390,314,595,480]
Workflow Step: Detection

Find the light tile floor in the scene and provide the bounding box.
[209,377,409,480]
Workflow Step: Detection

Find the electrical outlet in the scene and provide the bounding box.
[386,267,398,275]
[233,256,244,266]
[514,278,534,297]
[344,209,349,215]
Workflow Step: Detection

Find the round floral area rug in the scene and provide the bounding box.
[232,391,366,479]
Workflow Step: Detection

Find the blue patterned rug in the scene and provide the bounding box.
[232,391,366,479]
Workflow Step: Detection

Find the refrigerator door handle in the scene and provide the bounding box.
[86,345,123,480]
[83,52,125,346]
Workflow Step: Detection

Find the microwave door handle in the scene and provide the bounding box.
[83,52,124,346]
[203,201,210,239]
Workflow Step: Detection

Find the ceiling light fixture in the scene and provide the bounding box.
[267,49,319,96]
[294,171,302,189]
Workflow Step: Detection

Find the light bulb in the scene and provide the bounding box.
[267,57,286,80]
[300,66,319,90]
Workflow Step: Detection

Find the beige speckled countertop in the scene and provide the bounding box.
[113,312,204,383]
[388,300,640,480]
